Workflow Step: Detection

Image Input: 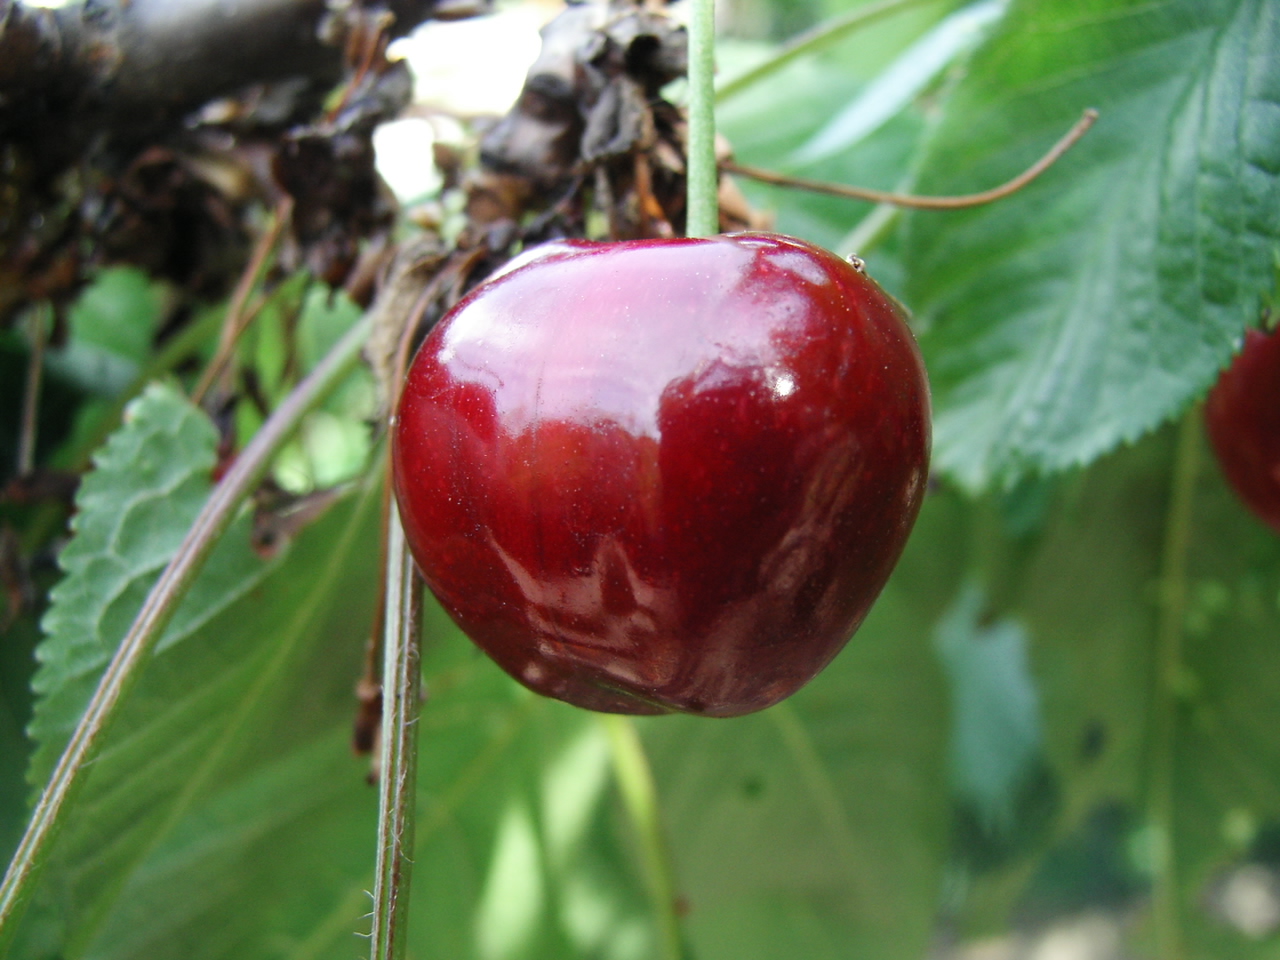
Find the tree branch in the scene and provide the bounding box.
[0,0,487,168]
[0,0,488,325]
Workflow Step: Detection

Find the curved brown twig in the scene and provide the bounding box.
[723,109,1098,211]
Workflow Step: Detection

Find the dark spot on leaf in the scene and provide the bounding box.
[1079,720,1106,763]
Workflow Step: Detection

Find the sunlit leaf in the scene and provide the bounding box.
[791,0,1007,166]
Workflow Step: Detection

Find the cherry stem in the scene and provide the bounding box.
[1148,410,1199,960]
[354,277,439,761]
[368,509,423,960]
[366,259,437,957]
[715,0,937,102]
[724,109,1098,211]
[602,715,684,960]
[685,0,719,237]
[0,311,373,950]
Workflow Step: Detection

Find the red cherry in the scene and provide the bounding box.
[391,232,931,716]
[1205,325,1280,534]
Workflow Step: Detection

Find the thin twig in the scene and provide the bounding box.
[0,311,372,950]
[724,109,1098,211]
[192,195,293,406]
[367,508,423,960]
[17,305,49,477]
[715,0,938,102]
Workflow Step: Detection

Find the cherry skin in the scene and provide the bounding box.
[1205,325,1280,534]
[392,232,931,716]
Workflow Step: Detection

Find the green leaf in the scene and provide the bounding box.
[1153,429,1280,957]
[46,268,164,397]
[935,583,1042,832]
[263,488,964,960]
[952,424,1280,956]
[790,0,1006,167]
[902,0,1280,490]
[67,731,377,960]
[250,588,656,960]
[401,637,656,960]
[0,616,38,868]
[639,490,962,960]
[13,382,385,958]
[28,384,262,785]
